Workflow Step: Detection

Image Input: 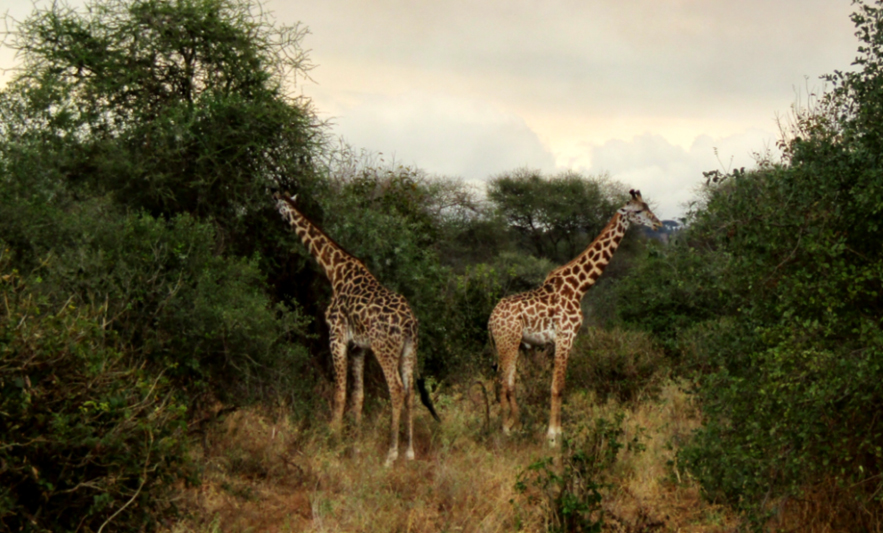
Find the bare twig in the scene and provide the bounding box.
[97,431,153,533]
[472,380,490,431]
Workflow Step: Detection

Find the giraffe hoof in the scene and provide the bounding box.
[384,450,399,468]
[546,428,562,447]
[405,449,415,461]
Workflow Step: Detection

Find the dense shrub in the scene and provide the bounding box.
[600,4,883,523]
[0,258,191,532]
[2,202,316,414]
[568,328,666,403]
[604,238,730,354]
[0,0,323,411]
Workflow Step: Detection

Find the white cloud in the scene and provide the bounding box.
[581,129,777,220]
[328,91,558,180]
[0,0,860,221]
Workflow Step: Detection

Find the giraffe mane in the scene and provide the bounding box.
[275,191,373,274]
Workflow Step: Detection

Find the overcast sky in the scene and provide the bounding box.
[0,0,861,219]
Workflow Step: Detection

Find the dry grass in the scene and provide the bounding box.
[165,377,747,533]
[768,480,883,533]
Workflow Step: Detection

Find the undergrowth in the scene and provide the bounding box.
[166,379,737,533]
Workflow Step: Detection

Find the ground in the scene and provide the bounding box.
[165,378,743,533]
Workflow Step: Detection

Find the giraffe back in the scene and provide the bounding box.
[328,261,418,350]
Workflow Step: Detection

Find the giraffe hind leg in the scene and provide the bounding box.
[348,348,366,428]
[400,338,417,461]
[494,334,521,435]
[374,341,405,467]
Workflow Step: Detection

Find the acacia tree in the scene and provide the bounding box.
[2,0,323,257]
[0,2,329,528]
[487,168,627,263]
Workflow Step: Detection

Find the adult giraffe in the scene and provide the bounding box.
[488,189,662,444]
[274,192,439,466]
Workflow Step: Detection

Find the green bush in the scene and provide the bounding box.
[605,4,883,523]
[0,259,191,532]
[47,210,316,410]
[514,412,643,532]
[604,238,730,354]
[0,196,317,412]
[568,328,666,403]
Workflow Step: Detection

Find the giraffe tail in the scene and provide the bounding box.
[403,337,441,423]
[417,378,441,423]
[488,327,499,375]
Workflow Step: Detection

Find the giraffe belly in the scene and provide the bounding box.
[522,326,555,347]
[346,324,371,349]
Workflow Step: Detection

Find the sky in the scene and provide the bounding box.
[0,0,861,220]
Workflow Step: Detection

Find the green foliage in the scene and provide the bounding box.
[604,3,883,522]
[653,162,883,519]
[514,413,643,532]
[48,207,314,409]
[431,254,551,378]
[0,258,191,532]
[436,213,512,271]
[2,0,322,259]
[0,0,325,527]
[568,328,666,403]
[602,238,730,353]
[0,0,322,408]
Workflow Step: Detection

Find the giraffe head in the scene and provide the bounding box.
[618,189,663,230]
[274,191,298,221]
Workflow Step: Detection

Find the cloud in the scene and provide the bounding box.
[328,91,558,180]
[581,129,777,220]
[286,0,856,120]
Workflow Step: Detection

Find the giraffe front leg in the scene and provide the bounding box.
[328,332,348,433]
[547,334,575,447]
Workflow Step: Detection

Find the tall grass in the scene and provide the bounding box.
[166,377,738,532]
[169,326,883,532]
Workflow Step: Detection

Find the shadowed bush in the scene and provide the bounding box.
[568,328,667,403]
[0,258,192,532]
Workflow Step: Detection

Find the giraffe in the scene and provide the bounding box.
[488,189,662,445]
[274,192,439,466]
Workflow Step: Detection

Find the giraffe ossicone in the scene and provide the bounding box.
[274,192,439,466]
[488,189,662,445]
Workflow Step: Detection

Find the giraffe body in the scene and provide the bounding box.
[489,190,662,444]
[275,193,424,466]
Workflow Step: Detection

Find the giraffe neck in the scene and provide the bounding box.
[278,200,365,291]
[546,212,629,300]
